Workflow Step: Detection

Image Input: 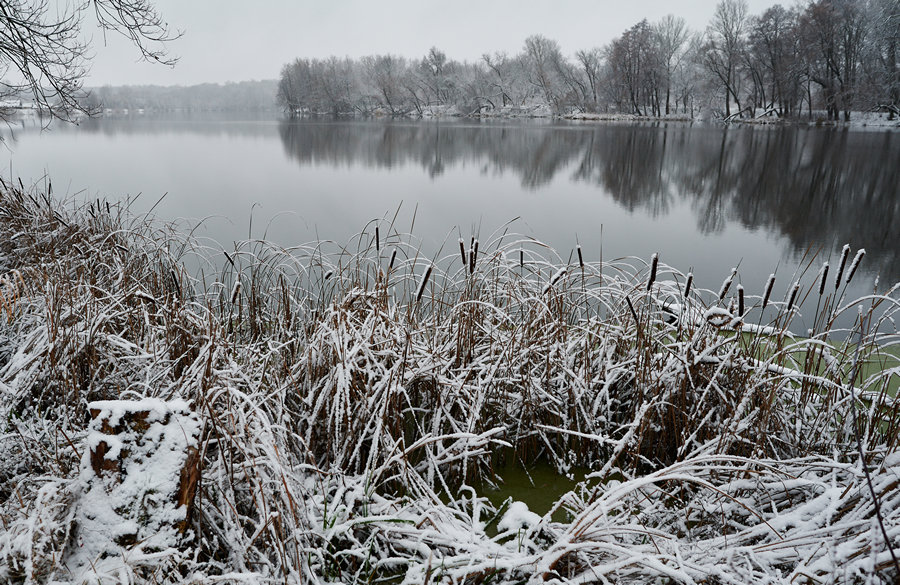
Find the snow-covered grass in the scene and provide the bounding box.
[1,182,899,584]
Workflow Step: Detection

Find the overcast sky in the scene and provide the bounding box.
[86,0,787,87]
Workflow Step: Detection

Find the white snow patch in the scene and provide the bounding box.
[498,501,541,533]
[69,399,201,583]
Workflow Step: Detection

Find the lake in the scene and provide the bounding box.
[2,114,898,330]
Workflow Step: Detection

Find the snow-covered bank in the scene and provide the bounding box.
[736,110,900,129]
[1,184,899,584]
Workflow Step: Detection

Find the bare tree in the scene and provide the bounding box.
[421,47,457,105]
[482,51,529,108]
[703,0,750,118]
[607,20,661,115]
[361,55,408,116]
[654,15,689,115]
[799,0,869,121]
[575,48,604,111]
[0,0,179,120]
[523,34,565,111]
[860,0,899,117]
[744,5,803,117]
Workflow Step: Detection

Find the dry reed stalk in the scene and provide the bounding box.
[1,182,898,585]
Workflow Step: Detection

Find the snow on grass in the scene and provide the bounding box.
[0,183,898,584]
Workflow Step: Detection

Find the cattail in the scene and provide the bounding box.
[388,249,397,271]
[762,273,775,310]
[625,295,640,325]
[683,272,693,298]
[416,264,433,302]
[170,269,181,299]
[845,248,865,284]
[737,285,745,316]
[577,245,584,270]
[719,267,737,301]
[323,270,333,280]
[542,267,567,295]
[817,262,829,296]
[230,280,242,304]
[647,253,658,291]
[459,238,466,267]
[375,226,380,253]
[469,240,479,274]
[834,244,850,289]
[786,282,800,313]
[519,249,524,268]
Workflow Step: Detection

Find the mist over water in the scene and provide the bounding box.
[3,115,898,326]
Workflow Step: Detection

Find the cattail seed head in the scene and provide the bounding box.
[719,267,737,301]
[684,272,693,299]
[786,282,800,313]
[647,253,658,292]
[171,269,181,299]
[846,248,865,284]
[737,284,744,316]
[230,280,242,304]
[762,273,775,310]
[543,267,568,295]
[577,245,584,270]
[388,249,397,271]
[375,226,380,253]
[817,262,829,296]
[459,238,466,268]
[519,249,524,268]
[835,244,850,289]
[416,264,433,303]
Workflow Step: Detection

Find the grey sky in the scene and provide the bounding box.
[87,0,786,86]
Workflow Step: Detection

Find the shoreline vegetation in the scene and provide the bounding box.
[15,101,897,130]
[276,4,900,126]
[1,182,899,584]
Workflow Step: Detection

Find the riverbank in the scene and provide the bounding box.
[1,183,898,584]
[288,104,900,129]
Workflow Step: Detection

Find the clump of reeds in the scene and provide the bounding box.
[1,182,898,585]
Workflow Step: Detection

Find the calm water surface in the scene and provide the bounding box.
[3,115,898,328]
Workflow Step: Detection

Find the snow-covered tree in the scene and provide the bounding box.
[0,0,178,120]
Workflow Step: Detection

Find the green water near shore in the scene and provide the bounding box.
[482,462,590,525]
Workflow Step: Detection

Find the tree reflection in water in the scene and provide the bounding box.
[279,120,900,284]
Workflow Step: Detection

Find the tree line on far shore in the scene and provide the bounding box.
[277,0,899,121]
[81,80,279,113]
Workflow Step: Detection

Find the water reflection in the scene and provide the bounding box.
[279,120,900,284]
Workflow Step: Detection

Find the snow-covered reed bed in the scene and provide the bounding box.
[1,182,899,584]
